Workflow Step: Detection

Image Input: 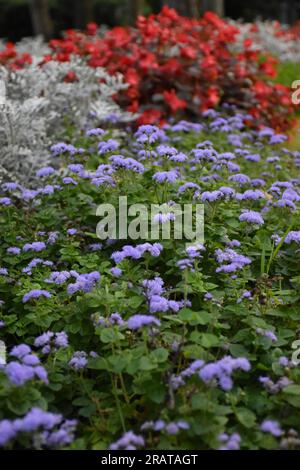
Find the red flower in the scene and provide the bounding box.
[163,90,186,113]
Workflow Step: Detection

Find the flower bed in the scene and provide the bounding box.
[0,7,297,131]
[1,108,300,449]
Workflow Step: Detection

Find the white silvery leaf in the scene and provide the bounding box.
[0,340,6,365]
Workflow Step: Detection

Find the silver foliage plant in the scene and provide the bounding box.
[0,51,134,183]
[230,20,300,63]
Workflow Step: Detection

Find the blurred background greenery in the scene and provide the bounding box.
[0,0,300,41]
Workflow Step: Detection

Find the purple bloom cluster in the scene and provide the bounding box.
[5,344,48,386]
[260,420,282,437]
[109,155,144,173]
[284,231,300,244]
[153,170,178,184]
[69,351,88,370]
[239,210,264,225]
[109,431,145,450]
[218,433,241,450]
[259,375,292,394]
[22,289,51,303]
[127,314,161,330]
[92,312,125,327]
[171,360,205,390]
[67,271,101,295]
[141,419,189,435]
[98,139,120,154]
[134,125,165,144]
[111,242,163,264]
[199,356,251,391]
[142,276,187,313]
[34,331,68,354]
[215,248,251,273]
[22,258,53,275]
[256,328,277,342]
[0,407,76,448]
[23,241,46,253]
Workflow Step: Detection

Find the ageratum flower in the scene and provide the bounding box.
[127,314,161,330]
[152,170,178,184]
[36,167,55,178]
[199,356,251,391]
[134,125,165,144]
[229,173,251,185]
[98,139,120,154]
[86,127,105,137]
[22,290,51,303]
[201,190,223,202]
[109,430,145,450]
[110,267,122,277]
[23,242,46,253]
[109,155,144,173]
[215,248,251,273]
[5,344,48,386]
[111,242,163,264]
[0,197,12,206]
[69,351,88,370]
[239,210,264,225]
[284,231,300,244]
[67,271,100,295]
[218,433,241,450]
[50,143,77,156]
[6,247,21,255]
[1,182,18,191]
[35,331,68,354]
[0,408,76,448]
[260,420,283,437]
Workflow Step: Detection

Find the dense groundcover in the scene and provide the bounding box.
[1,107,300,450]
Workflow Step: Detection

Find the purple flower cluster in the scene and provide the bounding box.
[218,433,241,450]
[259,375,292,394]
[34,331,68,354]
[0,407,76,448]
[239,210,264,225]
[111,242,163,264]
[134,125,165,144]
[127,314,161,330]
[22,289,51,303]
[153,170,178,184]
[22,258,53,275]
[109,155,144,173]
[69,351,88,370]
[260,420,282,437]
[5,344,48,386]
[67,271,100,295]
[199,356,251,391]
[284,231,300,244]
[109,431,145,450]
[23,241,46,253]
[98,139,120,154]
[141,419,189,435]
[142,276,187,313]
[92,312,125,327]
[215,248,251,273]
[256,328,277,342]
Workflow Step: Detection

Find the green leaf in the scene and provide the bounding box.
[235,408,256,428]
[139,356,156,371]
[282,384,300,395]
[150,348,169,363]
[100,328,124,344]
[200,333,219,348]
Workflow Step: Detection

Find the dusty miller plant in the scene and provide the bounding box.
[0,56,134,183]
